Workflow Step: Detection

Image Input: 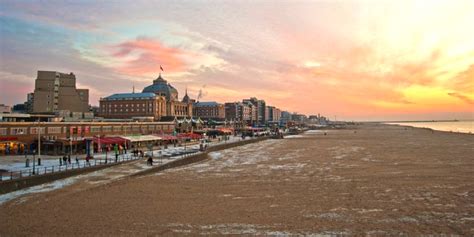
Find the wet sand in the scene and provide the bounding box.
[1,123,473,235]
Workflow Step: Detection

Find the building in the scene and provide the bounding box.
[242,101,257,125]
[273,107,281,122]
[31,71,89,113]
[0,121,175,155]
[291,113,308,123]
[100,74,193,121]
[225,102,251,123]
[243,97,266,125]
[280,111,292,125]
[265,106,273,122]
[193,101,225,120]
[142,74,192,118]
[99,93,166,120]
[0,104,11,114]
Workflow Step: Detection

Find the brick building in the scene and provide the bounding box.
[193,102,225,120]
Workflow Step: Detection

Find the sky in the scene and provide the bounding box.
[0,0,473,121]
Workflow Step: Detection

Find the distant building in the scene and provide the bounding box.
[99,93,166,120]
[242,101,257,125]
[193,101,225,120]
[0,104,11,114]
[266,106,273,122]
[225,102,251,123]
[142,74,193,118]
[273,107,281,122]
[243,97,266,125]
[291,113,307,123]
[100,74,193,121]
[30,71,89,113]
[280,111,291,125]
[12,104,26,113]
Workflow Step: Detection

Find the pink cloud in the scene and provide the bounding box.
[110,38,186,75]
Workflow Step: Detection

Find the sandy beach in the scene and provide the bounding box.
[0,123,473,235]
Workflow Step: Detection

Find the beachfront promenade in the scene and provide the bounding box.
[0,134,259,182]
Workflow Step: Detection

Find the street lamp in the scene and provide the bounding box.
[33,121,41,175]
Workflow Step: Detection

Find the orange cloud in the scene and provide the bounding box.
[111,38,186,75]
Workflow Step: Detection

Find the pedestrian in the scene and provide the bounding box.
[147,156,153,166]
[67,155,71,164]
[59,157,63,166]
[75,157,79,165]
[85,156,90,166]
[115,153,118,162]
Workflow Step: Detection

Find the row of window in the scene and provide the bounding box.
[1,125,174,136]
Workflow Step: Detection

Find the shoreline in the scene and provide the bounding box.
[382,122,474,135]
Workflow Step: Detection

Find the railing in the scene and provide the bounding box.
[0,154,142,182]
[0,134,272,182]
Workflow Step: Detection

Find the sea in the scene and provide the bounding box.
[387,120,474,134]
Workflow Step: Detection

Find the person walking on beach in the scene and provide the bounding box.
[147,156,153,166]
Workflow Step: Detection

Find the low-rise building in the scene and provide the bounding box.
[0,121,175,155]
[0,104,11,114]
[193,101,225,120]
[99,93,166,120]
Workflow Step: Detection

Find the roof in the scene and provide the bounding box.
[104,93,156,100]
[142,74,178,100]
[119,135,162,142]
[194,101,220,107]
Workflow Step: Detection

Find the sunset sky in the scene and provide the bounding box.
[0,0,473,121]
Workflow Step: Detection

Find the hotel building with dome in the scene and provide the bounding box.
[99,74,193,121]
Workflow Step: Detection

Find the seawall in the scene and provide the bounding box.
[0,160,133,195]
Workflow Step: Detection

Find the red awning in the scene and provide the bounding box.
[177,133,202,139]
[0,136,18,141]
[158,135,178,141]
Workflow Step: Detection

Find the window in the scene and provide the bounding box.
[47,127,62,134]
[12,127,28,135]
[91,126,101,133]
[102,126,112,132]
[113,126,122,132]
[0,128,7,135]
[29,127,45,135]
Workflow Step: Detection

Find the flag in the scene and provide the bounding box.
[160,65,164,71]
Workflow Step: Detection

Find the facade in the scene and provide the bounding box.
[99,93,166,120]
[193,101,225,120]
[273,107,281,122]
[225,102,251,123]
[265,106,281,123]
[242,101,257,125]
[280,111,292,125]
[142,74,192,118]
[0,104,11,114]
[31,71,89,113]
[265,106,272,122]
[243,97,266,125]
[0,121,175,155]
[291,113,308,123]
[100,74,193,121]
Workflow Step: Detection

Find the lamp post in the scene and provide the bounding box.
[33,121,41,175]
